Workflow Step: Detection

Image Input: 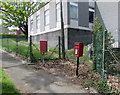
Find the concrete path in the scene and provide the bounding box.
[1,49,89,94]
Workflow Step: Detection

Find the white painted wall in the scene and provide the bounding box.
[97,2,119,47]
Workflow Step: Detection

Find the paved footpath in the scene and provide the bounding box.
[1,49,93,94]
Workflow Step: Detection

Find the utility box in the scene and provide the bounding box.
[40,40,47,53]
[74,42,84,57]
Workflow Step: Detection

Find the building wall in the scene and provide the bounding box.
[89,0,94,8]
[31,29,68,49]
[78,2,89,27]
[68,28,92,49]
[28,0,69,37]
[50,2,56,29]
[28,1,90,37]
[31,28,92,49]
[96,2,119,48]
[40,7,45,32]
[118,1,120,47]
[28,0,92,49]
[67,1,89,28]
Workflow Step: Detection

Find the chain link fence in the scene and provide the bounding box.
[1,34,62,63]
[93,30,120,91]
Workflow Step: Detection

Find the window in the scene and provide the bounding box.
[44,10,50,26]
[89,8,94,23]
[30,19,33,31]
[70,2,78,19]
[56,3,61,22]
[36,15,40,29]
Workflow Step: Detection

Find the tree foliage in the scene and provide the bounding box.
[92,17,116,72]
[92,17,115,47]
[0,1,45,36]
[92,17,104,33]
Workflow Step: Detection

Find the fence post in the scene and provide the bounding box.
[29,35,34,62]
[1,37,4,48]
[93,33,97,70]
[101,30,105,81]
[16,36,18,54]
[58,36,61,59]
[7,37,9,52]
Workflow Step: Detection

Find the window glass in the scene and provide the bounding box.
[45,10,50,26]
[36,15,40,29]
[56,3,61,22]
[30,19,33,31]
[70,2,78,19]
[89,8,94,23]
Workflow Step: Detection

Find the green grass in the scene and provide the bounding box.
[0,68,19,94]
[0,38,57,61]
[0,38,91,63]
[66,46,91,63]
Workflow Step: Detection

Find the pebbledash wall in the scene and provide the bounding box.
[28,0,93,49]
[96,1,120,48]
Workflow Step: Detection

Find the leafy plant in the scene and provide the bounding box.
[96,80,119,93]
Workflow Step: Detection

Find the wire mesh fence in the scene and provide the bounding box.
[1,35,62,63]
[93,30,120,92]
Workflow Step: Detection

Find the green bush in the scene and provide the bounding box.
[108,64,120,74]
[96,80,119,93]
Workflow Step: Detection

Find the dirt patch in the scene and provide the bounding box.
[107,75,120,91]
[30,59,101,89]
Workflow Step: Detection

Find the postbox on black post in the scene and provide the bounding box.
[74,42,84,76]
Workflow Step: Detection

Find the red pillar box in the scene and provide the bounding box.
[74,42,84,57]
[40,40,47,53]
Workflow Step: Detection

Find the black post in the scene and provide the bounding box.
[60,1,65,59]
[16,36,18,54]
[76,57,79,76]
[29,35,32,62]
[42,52,45,64]
[2,37,3,47]
[7,38,9,52]
[58,36,61,59]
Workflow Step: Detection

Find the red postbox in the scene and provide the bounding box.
[40,40,47,53]
[74,42,84,57]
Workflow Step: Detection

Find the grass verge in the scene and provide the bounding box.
[0,38,57,62]
[66,46,91,63]
[0,68,19,95]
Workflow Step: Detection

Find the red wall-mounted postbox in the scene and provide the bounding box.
[74,42,84,57]
[40,40,47,53]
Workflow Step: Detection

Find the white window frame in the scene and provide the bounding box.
[36,15,40,29]
[56,2,61,22]
[69,2,78,20]
[44,10,50,26]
